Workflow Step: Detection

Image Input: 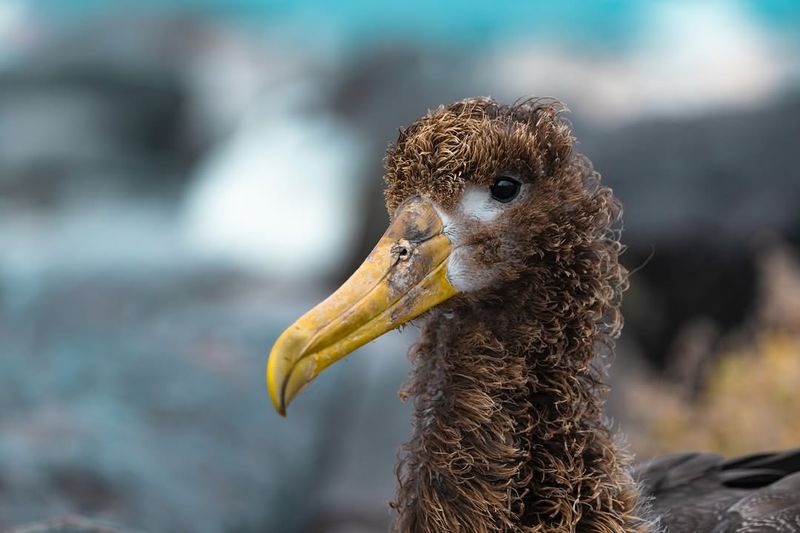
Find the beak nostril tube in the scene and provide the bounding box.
[392,239,411,261]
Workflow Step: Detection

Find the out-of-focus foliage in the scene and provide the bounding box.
[626,246,800,458]
[628,332,800,457]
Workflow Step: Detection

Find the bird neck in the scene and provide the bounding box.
[391,280,647,532]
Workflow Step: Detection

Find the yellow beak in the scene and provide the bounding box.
[267,198,457,415]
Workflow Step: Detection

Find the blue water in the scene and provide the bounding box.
[25,0,800,50]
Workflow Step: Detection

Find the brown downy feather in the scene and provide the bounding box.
[383,98,648,532]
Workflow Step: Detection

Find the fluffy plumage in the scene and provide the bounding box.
[379,97,800,532]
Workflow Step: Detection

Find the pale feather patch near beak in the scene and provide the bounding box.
[431,184,526,293]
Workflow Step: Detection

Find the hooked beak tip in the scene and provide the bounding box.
[267,351,288,416]
[269,384,288,417]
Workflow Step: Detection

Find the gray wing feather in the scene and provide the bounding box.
[635,448,800,532]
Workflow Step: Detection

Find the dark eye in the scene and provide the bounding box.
[490,177,521,203]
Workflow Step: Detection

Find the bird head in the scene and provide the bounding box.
[267,97,620,414]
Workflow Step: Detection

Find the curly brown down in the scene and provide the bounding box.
[383,98,648,532]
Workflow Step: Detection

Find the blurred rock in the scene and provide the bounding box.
[620,236,758,372]
[0,36,195,210]
[583,93,800,241]
[0,63,186,174]
[580,92,800,370]
[7,515,129,533]
[0,268,413,532]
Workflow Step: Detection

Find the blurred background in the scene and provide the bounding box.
[1,0,799,531]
